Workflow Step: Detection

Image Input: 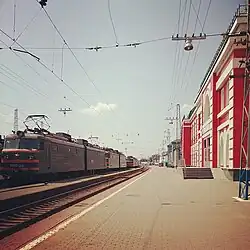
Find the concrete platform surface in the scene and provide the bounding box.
[20,167,250,249]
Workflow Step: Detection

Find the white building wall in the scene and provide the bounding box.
[217,72,234,169]
[200,81,213,168]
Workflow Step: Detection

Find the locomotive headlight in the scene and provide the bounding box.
[3,155,8,159]
[29,155,35,160]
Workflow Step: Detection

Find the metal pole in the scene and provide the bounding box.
[246,0,250,198]
[247,0,250,171]
[13,108,18,133]
[239,1,250,199]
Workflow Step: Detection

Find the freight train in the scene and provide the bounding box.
[0,128,139,180]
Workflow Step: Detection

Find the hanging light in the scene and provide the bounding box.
[184,39,193,51]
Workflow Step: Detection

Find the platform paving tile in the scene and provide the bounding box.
[32,167,250,250]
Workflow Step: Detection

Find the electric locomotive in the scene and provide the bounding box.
[0,115,139,180]
[126,155,140,168]
[0,129,127,180]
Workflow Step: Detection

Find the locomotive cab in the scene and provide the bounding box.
[0,132,44,178]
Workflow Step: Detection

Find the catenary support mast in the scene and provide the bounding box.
[239,1,250,200]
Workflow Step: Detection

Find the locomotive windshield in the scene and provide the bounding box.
[4,138,40,150]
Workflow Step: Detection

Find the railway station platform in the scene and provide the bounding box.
[8,166,250,250]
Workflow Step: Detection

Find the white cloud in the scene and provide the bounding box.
[182,104,193,110]
[82,102,117,116]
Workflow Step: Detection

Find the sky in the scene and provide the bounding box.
[0,0,244,158]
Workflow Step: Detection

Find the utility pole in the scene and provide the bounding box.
[166,129,171,145]
[58,108,72,117]
[165,104,181,167]
[165,103,181,141]
[13,108,18,133]
[176,104,181,141]
[88,135,99,145]
[162,129,171,153]
[239,1,250,200]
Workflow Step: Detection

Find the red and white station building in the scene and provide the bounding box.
[181,6,246,180]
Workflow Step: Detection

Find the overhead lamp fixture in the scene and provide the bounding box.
[184,39,193,51]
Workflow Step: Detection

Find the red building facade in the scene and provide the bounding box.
[181,6,246,179]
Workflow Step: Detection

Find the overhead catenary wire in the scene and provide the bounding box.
[0,101,28,126]
[182,0,212,93]
[0,32,130,150]
[178,0,193,92]
[12,7,42,46]
[0,62,66,110]
[169,0,213,108]
[37,3,142,138]
[51,29,56,71]
[108,0,119,45]
[0,36,67,107]
[168,0,188,108]
[0,32,224,52]
[33,0,219,143]
[0,79,18,92]
[0,33,95,116]
[0,44,106,140]
[13,0,17,39]
[174,0,189,90]
[178,0,200,91]
[0,0,219,148]
[61,42,65,79]
[169,0,182,112]
[0,64,50,100]
[3,36,173,51]
[0,30,102,116]
[192,0,203,32]
[0,101,27,116]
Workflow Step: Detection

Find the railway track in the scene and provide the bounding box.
[0,167,148,239]
[0,168,131,189]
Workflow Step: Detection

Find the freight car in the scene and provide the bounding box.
[126,156,140,168]
[0,128,127,180]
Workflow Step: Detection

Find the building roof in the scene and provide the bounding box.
[187,106,196,119]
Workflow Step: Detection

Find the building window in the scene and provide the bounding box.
[198,114,201,130]
[204,94,210,122]
[219,135,224,167]
[225,82,229,107]
[221,87,225,110]
[225,133,229,167]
